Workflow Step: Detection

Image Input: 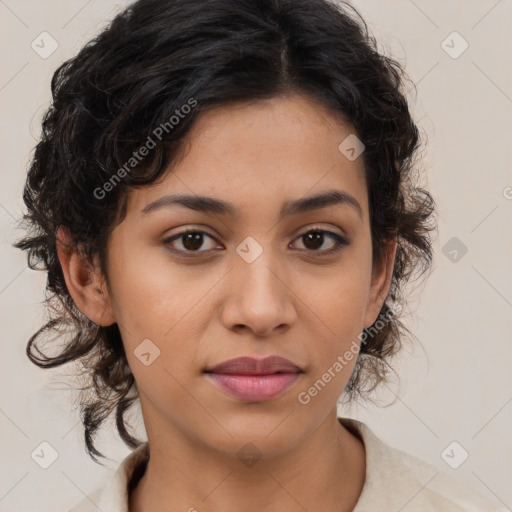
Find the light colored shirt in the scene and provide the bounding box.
[68,417,505,511]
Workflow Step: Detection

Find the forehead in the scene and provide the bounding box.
[124,93,368,221]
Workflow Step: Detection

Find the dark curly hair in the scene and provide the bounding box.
[14,0,437,463]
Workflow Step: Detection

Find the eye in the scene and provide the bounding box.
[163,227,349,258]
[291,229,349,255]
[163,229,220,256]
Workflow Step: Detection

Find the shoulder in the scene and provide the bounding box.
[67,442,149,512]
[339,417,506,512]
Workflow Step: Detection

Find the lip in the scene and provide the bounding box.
[204,356,303,402]
[206,356,302,375]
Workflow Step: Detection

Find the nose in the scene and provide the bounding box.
[220,253,297,338]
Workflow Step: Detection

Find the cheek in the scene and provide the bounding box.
[105,236,219,374]
[300,256,371,390]
[106,234,187,331]
[307,251,371,333]
[105,241,203,412]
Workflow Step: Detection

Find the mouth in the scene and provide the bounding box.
[204,356,303,402]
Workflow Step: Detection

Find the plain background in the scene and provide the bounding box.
[1,1,511,510]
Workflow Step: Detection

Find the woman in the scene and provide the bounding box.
[15,0,503,510]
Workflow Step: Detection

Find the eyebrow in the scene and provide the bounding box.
[141,189,363,220]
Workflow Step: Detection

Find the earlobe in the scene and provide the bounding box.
[363,236,397,329]
[56,227,116,326]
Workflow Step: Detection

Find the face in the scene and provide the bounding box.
[62,92,395,459]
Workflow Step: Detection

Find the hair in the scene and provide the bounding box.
[15,0,437,463]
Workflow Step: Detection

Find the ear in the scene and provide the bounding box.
[363,235,397,329]
[56,227,116,326]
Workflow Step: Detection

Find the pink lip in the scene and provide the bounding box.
[205,356,302,402]
[206,356,302,375]
[207,373,301,401]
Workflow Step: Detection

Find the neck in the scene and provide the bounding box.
[129,410,366,512]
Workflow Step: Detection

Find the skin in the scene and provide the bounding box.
[57,92,397,512]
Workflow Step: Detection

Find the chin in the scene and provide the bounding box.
[197,412,307,459]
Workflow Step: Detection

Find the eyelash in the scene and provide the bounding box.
[162,228,349,258]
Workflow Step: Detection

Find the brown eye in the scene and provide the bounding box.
[302,231,325,250]
[163,230,219,255]
[181,232,205,251]
[163,227,349,258]
[292,229,349,255]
